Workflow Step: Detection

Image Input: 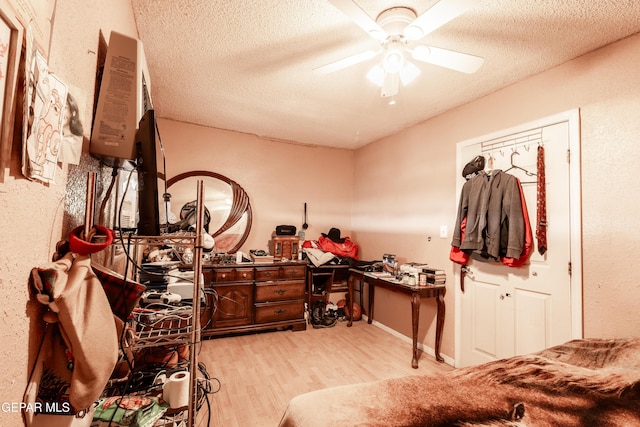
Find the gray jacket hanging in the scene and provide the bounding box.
[452,170,525,261]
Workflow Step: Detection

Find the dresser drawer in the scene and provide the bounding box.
[208,267,254,283]
[255,280,305,303]
[235,268,254,282]
[255,267,280,282]
[281,265,306,279]
[255,300,304,323]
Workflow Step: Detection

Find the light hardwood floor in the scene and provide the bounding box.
[195,319,453,427]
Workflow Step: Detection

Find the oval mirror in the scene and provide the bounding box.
[163,171,252,253]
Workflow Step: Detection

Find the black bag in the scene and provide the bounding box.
[275,225,296,236]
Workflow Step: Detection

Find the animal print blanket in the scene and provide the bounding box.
[278,338,640,426]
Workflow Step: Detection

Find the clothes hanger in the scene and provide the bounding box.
[504,149,537,177]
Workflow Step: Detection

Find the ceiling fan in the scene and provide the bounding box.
[317,0,484,99]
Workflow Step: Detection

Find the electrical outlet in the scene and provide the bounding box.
[439,225,448,239]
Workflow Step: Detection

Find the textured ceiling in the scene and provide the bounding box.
[131,0,640,150]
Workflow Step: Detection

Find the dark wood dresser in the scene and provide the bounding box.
[202,261,307,336]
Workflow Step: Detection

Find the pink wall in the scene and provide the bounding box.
[0,0,137,424]
[156,120,355,252]
[353,32,640,357]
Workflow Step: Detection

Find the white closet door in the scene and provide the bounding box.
[455,110,582,367]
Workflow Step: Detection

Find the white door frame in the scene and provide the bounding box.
[453,108,583,367]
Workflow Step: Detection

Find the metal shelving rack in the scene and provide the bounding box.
[97,178,206,427]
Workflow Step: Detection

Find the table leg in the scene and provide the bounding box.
[347,274,354,327]
[435,290,445,363]
[410,292,421,368]
[359,279,364,316]
[368,280,374,325]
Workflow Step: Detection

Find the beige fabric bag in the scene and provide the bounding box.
[24,253,119,426]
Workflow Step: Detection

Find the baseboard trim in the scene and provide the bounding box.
[364,315,454,366]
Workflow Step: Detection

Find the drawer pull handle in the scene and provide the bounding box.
[275,309,287,316]
[242,273,248,278]
[275,289,287,295]
[264,272,272,277]
[221,274,226,279]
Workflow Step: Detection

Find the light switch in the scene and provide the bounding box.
[439,225,448,239]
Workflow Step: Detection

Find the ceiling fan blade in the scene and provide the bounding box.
[328,0,388,40]
[314,49,381,75]
[411,45,484,74]
[404,0,476,40]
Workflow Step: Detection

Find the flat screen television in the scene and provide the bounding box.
[135,109,161,236]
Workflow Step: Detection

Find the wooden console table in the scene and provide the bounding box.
[347,269,446,367]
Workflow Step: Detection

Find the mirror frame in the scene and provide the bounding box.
[166,170,252,253]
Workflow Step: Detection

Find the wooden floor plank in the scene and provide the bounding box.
[196,319,453,426]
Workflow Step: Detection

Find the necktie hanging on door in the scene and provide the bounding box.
[536,145,547,255]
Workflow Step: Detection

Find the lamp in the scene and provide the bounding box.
[367,59,420,99]
[399,61,420,85]
[363,36,421,101]
[366,63,385,87]
[383,48,405,74]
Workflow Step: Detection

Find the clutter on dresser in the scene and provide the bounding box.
[234,250,251,263]
[269,231,301,260]
[249,249,275,263]
[275,224,297,236]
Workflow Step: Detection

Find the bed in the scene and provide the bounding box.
[278,337,640,426]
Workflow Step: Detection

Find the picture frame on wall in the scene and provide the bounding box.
[0,0,23,183]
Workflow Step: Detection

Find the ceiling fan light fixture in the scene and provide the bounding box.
[399,61,420,85]
[383,48,405,74]
[366,63,385,87]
